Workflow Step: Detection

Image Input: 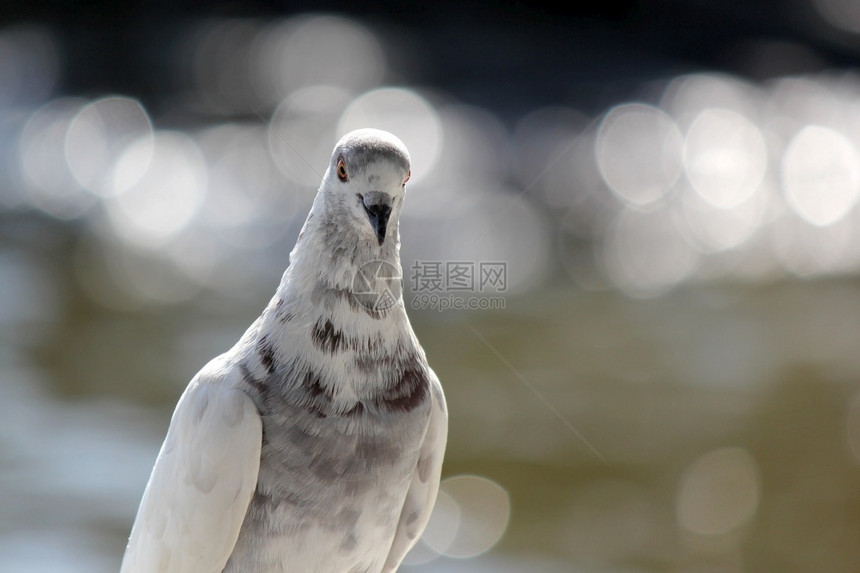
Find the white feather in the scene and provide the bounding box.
[383,370,448,571]
[121,356,262,573]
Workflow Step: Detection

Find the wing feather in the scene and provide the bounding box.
[121,367,262,573]
[382,371,448,572]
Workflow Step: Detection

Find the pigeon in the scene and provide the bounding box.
[121,128,448,573]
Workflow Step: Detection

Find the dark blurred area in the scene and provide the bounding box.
[5,0,859,115]
[5,1,860,572]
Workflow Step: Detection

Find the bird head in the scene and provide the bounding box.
[321,128,411,247]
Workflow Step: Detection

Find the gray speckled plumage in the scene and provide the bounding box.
[120,129,448,573]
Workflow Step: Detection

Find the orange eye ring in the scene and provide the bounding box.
[403,170,411,186]
[336,157,348,182]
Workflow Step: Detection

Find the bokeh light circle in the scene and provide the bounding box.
[782,125,860,227]
[199,123,297,239]
[662,73,762,128]
[338,87,442,185]
[105,131,208,249]
[66,96,153,197]
[683,108,767,209]
[268,85,353,187]
[596,103,683,206]
[17,97,96,219]
[435,475,511,559]
[601,206,699,298]
[680,182,767,252]
[253,14,385,105]
[676,447,761,536]
[771,211,859,277]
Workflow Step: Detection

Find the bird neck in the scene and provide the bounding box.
[234,205,422,409]
[266,204,407,327]
[286,199,401,287]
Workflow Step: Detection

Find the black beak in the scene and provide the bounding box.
[364,203,391,246]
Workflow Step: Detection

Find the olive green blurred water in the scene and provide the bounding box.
[4,222,860,572]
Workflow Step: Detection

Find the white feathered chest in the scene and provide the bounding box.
[224,295,433,572]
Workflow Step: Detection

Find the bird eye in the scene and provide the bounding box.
[336,157,348,182]
[403,170,411,186]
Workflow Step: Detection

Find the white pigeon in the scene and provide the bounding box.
[121,128,448,573]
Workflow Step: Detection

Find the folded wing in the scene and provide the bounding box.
[382,371,448,572]
[121,371,262,573]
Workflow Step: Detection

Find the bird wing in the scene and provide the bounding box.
[382,370,448,572]
[121,363,262,573]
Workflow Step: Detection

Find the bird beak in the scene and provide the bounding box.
[362,192,392,246]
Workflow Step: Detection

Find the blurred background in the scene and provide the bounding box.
[4,1,860,571]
